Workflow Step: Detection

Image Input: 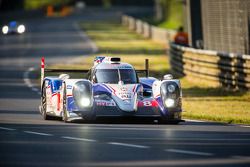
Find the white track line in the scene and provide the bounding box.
[239,125,250,128]
[23,67,41,94]
[184,119,206,123]
[0,127,16,131]
[62,136,96,142]
[23,67,35,88]
[23,67,41,95]
[108,142,149,149]
[166,149,213,156]
[186,119,250,127]
[232,156,250,159]
[24,131,53,136]
[31,87,39,92]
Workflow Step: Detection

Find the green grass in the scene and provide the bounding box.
[181,78,250,124]
[158,0,183,30]
[24,0,70,10]
[49,21,250,125]
[142,0,183,30]
[82,22,166,55]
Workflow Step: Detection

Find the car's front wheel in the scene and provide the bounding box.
[62,85,69,123]
[42,85,50,120]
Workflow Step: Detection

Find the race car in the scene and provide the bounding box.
[2,21,25,35]
[40,56,183,123]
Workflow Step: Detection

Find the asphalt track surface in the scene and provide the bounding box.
[0,9,250,167]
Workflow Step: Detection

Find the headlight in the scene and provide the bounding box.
[165,98,175,108]
[167,84,175,93]
[17,25,25,34]
[2,26,8,34]
[79,97,91,107]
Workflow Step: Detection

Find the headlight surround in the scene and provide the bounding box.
[2,26,8,34]
[17,25,25,34]
[73,81,92,108]
[160,81,181,108]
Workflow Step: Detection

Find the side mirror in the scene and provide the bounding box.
[163,74,173,80]
[59,74,70,80]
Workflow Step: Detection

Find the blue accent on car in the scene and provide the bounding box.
[139,77,157,89]
[44,78,62,94]
[67,85,72,89]
[94,56,105,63]
[67,96,78,111]
[93,83,112,96]
[9,21,17,28]
[52,80,62,91]
[155,96,166,114]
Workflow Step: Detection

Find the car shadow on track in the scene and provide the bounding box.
[68,117,183,125]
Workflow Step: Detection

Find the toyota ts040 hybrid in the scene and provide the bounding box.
[40,56,183,124]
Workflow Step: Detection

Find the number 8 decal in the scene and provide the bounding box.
[143,101,152,106]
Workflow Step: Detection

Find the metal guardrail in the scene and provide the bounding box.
[121,15,250,90]
[169,43,250,89]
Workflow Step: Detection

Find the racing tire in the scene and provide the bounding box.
[42,85,51,120]
[62,85,69,123]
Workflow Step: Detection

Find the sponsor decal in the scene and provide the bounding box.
[67,85,72,89]
[143,101,152,106]
[138,100,158,107]
[119,93,131,99]
[96,100,116,106]
[120,87,128,92]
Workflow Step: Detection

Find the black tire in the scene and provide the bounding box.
[42,85,50,120]
[62,85,69,123]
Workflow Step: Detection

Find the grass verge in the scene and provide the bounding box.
[49,21,250,125]
[181,79,250,124]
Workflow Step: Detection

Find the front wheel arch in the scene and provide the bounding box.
[41,83,50,120]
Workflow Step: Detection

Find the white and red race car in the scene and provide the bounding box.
[40,56,183,123]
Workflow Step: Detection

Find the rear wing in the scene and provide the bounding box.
[41,57,149,87]
[135,59,149,77]
[41,57,89,87]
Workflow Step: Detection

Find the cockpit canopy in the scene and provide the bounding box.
[94,69,138,84]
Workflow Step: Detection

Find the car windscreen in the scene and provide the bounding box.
[95,69,137,84]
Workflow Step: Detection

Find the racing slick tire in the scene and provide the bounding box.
[42,85,51,120]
